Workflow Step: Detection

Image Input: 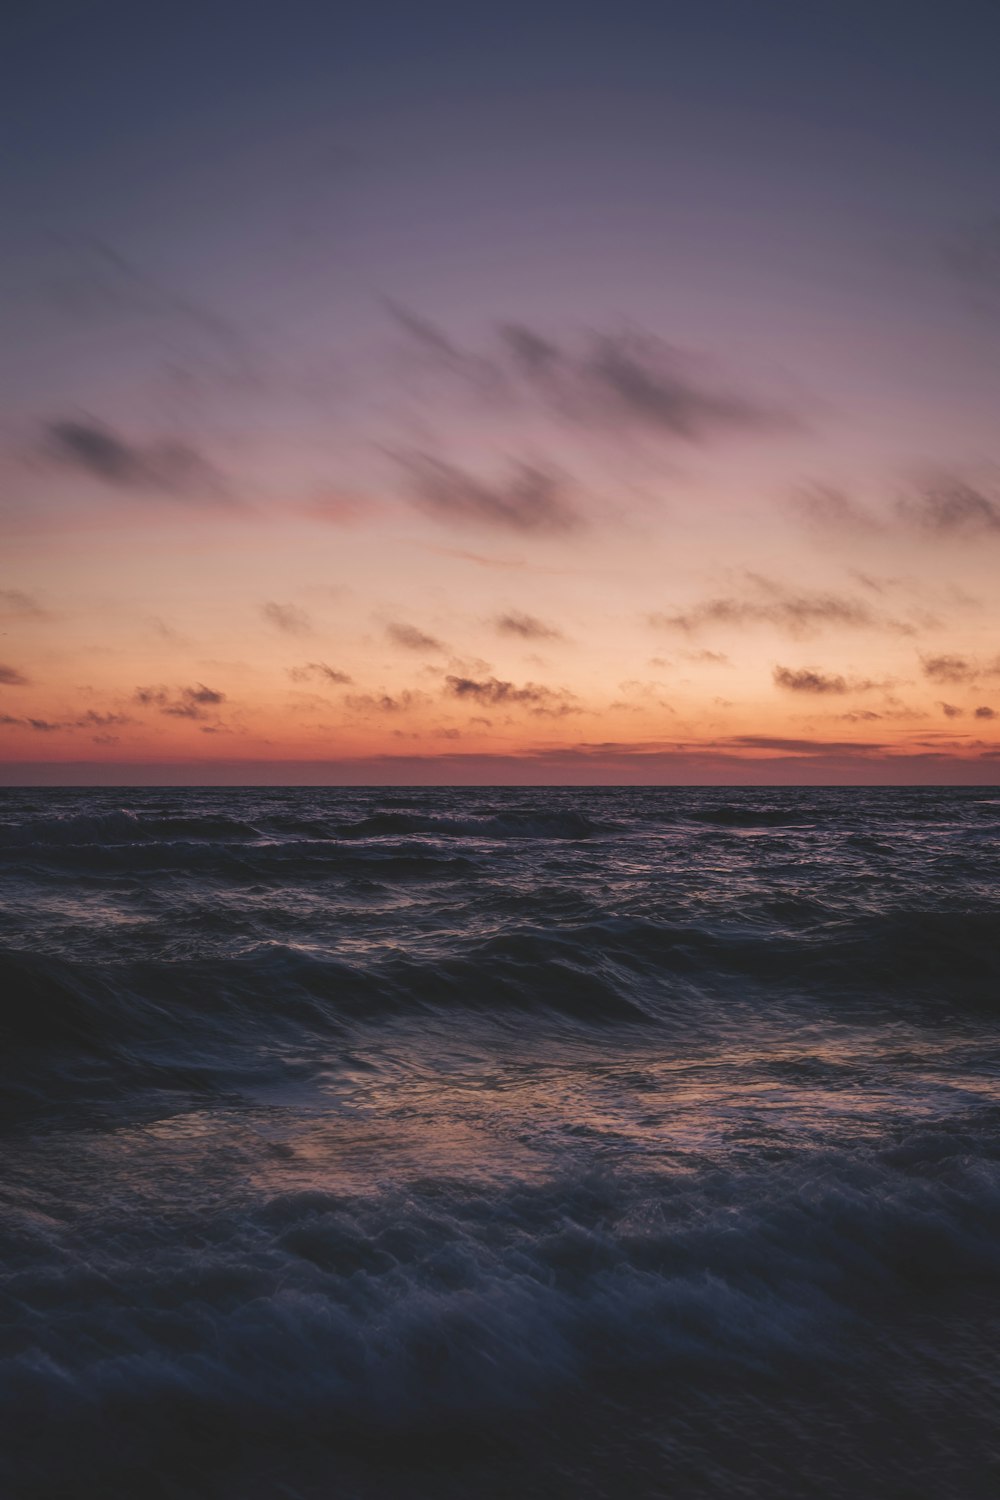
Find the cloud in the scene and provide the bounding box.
[134,683,226,720]
[0,665,30,686]
[0,714,59,732]
[0,717,64,735]
[0,590,50,620]
[161,705,213,720]
[394,452,582,534]
[772,665,886,695]
[146,617,190,644]
[0,708,138,734]
[794,474,1000,543]
[41,238,259,389]
[288,662,353,686]
[791,485,878,533]
[42,418,228,500]
[612,678,676,712]
[939,701,963,718]
[554,327,791,441]
[773,666,849,695]
[723,735,886,755]
[444,674,579,716]
[386,301,501,394]
[921,654,977,685]
[391,304,793,444]
[684,649,729,665]
[974,705,997,719]
[897,479,1000,535]
[261,601,312,636]
[650,576,901,638]
[186,684,225,705]
[494,611,564,641]
[344,691,423,714]
[386,621,444,653]
[73,710,135,728]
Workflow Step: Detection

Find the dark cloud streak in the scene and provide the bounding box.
[445,674,579,716]
[42,419,229,501]
[261,602,312,636]
[394,452,582,534]
[386,621,444,652]
[392,305,794,445]
[651,577,906,638]
[288,662,353,686]
[494,611,564,641]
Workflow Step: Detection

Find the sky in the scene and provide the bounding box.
[3,0,1000,784]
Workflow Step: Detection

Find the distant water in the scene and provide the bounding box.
[2,785,1000,1498]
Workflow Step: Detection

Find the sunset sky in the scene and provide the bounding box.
[3,0,1000,783]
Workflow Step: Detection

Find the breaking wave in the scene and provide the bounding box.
[2,785,1000,1496]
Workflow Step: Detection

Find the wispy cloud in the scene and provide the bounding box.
[494,611,564,641]
[390,304,794,444]
[722,734,886,755]
[897,479,1000,535]
[41,238,260,389]
[0,708,135,734]
[134,683,226,720]
[791,484,879,533]
[394,452,582,534]
[524,325,793,441]
[772,665,885,694]
[287,662,353,685]
[261,601,312,636]
[386,301,501,394]
[773,665,850,695]
[74,711,135,728]
[344,690,425,715]
[0,714,59,732]
[386,621,444,652]
[919,653,1000,685]
[445,674,579,716]
[0,665,30,686]
[0,590,50,621]
[650,576,907,638]
[42,418,229,501]
[794,474,1000,542]
[684,649,730,665]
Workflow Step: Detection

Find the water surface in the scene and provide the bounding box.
[2,786,999,1497]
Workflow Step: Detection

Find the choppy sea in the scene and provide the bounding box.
[2,785,1000,1498]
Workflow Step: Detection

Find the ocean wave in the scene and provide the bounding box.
[0,805,610,854]
[686,805,817,828]
[3,1134,999,1494]
[336,808,608,841]
[0,836,480,882]
[0,808,262,848]
[3,786,1000,1495]
[4,899,998,1118]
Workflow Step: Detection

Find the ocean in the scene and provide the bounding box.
[2,785,999,1498]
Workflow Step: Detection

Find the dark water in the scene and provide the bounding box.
[2,785,1000,1498]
